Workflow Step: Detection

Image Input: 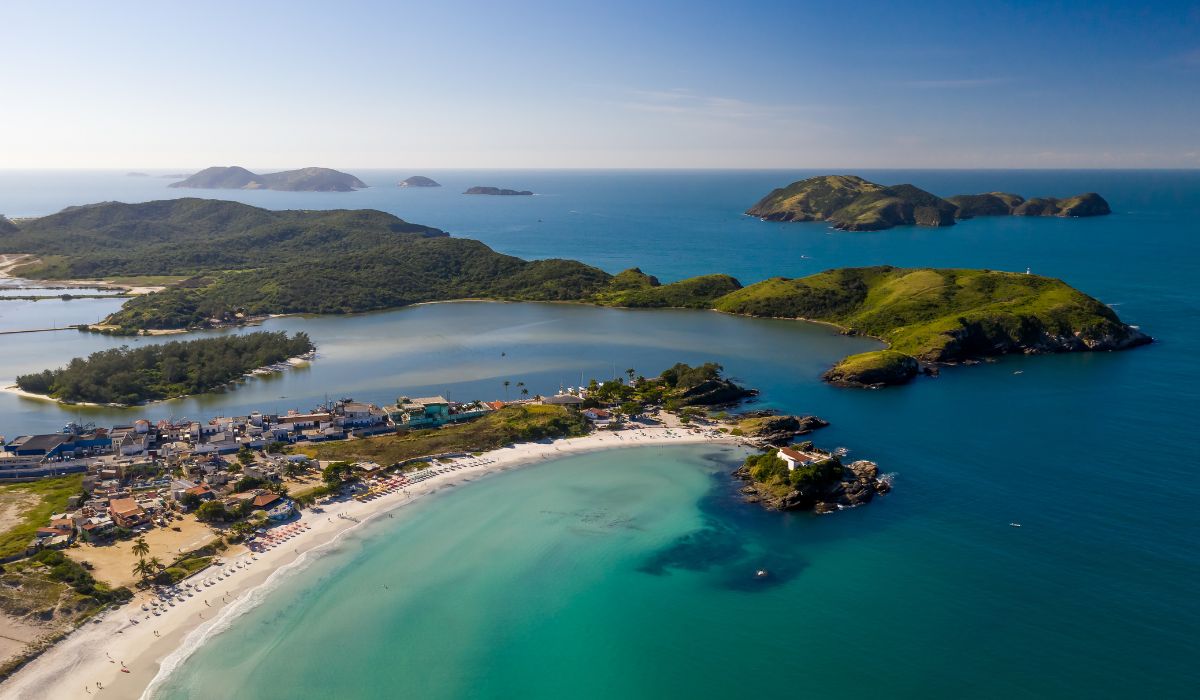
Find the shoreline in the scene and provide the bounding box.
[0,427,745,700]
[0,254,166,296]
[0,353,316,409]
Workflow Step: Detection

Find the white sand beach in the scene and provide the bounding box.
[0,426,743,700]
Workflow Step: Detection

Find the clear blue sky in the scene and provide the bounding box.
[2,0,1198,168]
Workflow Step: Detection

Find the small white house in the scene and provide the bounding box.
[778,446,819,471]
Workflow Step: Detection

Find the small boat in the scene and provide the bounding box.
[755,569,769,578]
[1009,522,1022,528]
[1013,370,1024,375]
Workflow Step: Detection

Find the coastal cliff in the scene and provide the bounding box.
[748,175,1111,230]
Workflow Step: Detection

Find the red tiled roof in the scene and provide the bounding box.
[252,492,281,508]
[779,447,817,463]
[109,497,143,516]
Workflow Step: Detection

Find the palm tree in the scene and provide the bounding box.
[503,380,511,399]
[521,387,529,399]
[131,536,150,559]
[147,556,164,573]
[626,368,636,383]
[132,558,152,585]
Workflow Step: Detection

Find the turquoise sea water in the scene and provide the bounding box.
[1,170,1198,697]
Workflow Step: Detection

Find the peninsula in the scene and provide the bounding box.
[746,175,1110,231]
[0,199,1148,387]
[169,166,367,192]
[398,176,440,188]
[464,186,533,196]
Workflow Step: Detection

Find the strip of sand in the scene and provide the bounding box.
[0,254,165,295]
[0,426,744,700]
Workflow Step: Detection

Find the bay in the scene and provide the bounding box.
[0,169,1196,698]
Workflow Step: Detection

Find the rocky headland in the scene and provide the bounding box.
[734,412,830,446]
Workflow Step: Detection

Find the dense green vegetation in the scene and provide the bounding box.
[823,350,920,387]
[0,198,615,330]
[741,449,844,497]
[4,198,445,278]
[714,266,1147,361]
[744,175,956,230]
[0,476,84,559]
[746,175,1110,230]
[15,331,314,405]
[299,405,590,466]
[1,199,1144,388]
[946,192,1110,218]
[595,270,742,308]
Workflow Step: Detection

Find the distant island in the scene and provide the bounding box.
[169,166,367,192]
[399,176,441,188]
[0,199,1148,387]
[125,172,150,177]
[14,331,314,406]
[464,186,533,196]
[746,175,1111,231]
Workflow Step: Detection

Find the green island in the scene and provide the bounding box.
[14,331,314,406]
[0,198,1148,388]
[746,174,1110,231]
[168,166,367,192]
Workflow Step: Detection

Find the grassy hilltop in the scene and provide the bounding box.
[0,199,1147,387]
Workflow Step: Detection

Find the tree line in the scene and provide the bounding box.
[16,331,314,405]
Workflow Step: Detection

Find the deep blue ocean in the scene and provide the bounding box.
[1,170,1198,698]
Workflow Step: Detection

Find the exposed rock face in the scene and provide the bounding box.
[732,457,890,513]
[169,166,367,192]
[738,414,830,446]
[677,378,756,406]
[399,176,441,188]
[464,186,533,196]
[925,317,1152,362]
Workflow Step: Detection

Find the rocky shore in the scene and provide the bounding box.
[734,412,829,446]
[732,445,892,513]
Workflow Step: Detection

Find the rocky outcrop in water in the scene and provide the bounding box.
[733,452,891,514]
[399,176,441,188]
[736,414,830,446]
[677,378,756,407]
